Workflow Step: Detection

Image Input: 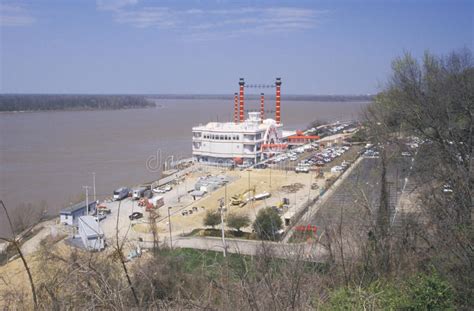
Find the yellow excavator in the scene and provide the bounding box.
[231,186,256,207]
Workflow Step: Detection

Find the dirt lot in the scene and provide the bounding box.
[161,168,320,236]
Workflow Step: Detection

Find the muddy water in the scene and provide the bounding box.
[0,98,368,235]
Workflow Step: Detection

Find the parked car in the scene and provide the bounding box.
[132,187,147,200]
[153,187,166,194]
[295,165,310,173]
[114,187,130,201]
[129,212,143,220]
[95,214,107,222]
[143,189,153,198]
[442,184,453,194]
[152,185,172,193]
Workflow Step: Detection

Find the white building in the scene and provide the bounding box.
[78,216,105,251]
[192,112,283,166]
[59,200,97,226]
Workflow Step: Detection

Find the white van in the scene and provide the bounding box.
[113,187,129,201]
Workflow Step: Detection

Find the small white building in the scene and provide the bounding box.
[192,112,283,166]
[59,201,97,226]
[78,216,105,251]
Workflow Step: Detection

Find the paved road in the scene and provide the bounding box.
[141,236,328,262]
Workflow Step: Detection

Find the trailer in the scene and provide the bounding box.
[253,192,271,201]
[132,187,147,200]
[149,196,164,210]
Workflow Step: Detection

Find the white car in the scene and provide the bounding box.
[442,184,453,194]
[295,165,310,173]
[153,185,171,194]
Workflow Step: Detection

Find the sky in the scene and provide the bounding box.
[0,0,472,95]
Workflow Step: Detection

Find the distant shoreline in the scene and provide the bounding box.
[0,94,373,112]
[0,94,156,113]
[0,105,158,114]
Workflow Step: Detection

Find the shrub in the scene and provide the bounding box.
[324,272,454,310]
[324,282,406,311]
[406,272,454,310]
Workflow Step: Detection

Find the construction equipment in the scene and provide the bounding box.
[231,186,256,207]
[275,197,290,210]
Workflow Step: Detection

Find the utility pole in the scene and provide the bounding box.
[167,206,173,249]
[176,174,180,203]
[269,166,272,188]
[92,172,96,202]
[82,186,90,215]
[218,197,227,257]
[248,169,254,208]
[248,169,250,190]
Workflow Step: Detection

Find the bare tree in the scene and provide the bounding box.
[113,200,140,306]
[364,48,473,307]
[0,200,37,308]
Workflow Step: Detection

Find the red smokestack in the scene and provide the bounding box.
[239,78,245,122]
[260,93,264,123]
[275,78,281,124]
[234,93,238,123]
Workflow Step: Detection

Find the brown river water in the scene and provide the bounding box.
[0,98,368,235]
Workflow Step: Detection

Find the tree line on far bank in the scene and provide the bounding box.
[0,94,155,112]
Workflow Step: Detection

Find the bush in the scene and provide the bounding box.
[226,213,250,233]
[324,281,406,311]
[253,207,282,240]
[406,272,454,310]
[324,272,454,310]
[203,210,220,229]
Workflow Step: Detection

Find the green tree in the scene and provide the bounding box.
[253,207,282,240]
[226,213,250,233]
[203,210,220,229]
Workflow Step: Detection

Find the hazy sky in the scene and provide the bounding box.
[1,0,472,94]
